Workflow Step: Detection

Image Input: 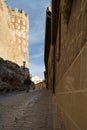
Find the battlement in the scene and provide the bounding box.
[11,8,28,17]
[0,0,28,18]
[47,6,51,12]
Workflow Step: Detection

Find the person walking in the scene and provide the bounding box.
[24,76,31,92]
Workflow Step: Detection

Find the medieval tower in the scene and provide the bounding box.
[0,0,29,67]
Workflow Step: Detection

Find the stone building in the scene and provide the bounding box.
[0,0,29,67]
[35,81,46,89]
[44,0,87,130]
[0,0,11,60]
[44,6,52,89]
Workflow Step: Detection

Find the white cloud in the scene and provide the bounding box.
[30,28,44,45]
[30,53,44,59]
[30,63,45,79]
[29,16,46,44]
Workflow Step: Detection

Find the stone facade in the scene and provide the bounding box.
[44,0,87,129]
[0,0,11,60]
[56,0,87,82]
[35,81,46,89]
[0,0,29,67]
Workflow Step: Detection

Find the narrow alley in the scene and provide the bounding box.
[0,89,64,130]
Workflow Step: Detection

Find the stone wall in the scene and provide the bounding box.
[55,0,87,129]
[0,0,29,67]
[56,42,87,130]
[56,0,87,81]
[9,8,29,67]
[0,0,11,60]
[35,81,46,89]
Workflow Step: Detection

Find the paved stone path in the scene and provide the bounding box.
[0,89,65,130]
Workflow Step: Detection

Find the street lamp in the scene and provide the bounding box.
[22,61,26,80]
[23,61,26,71]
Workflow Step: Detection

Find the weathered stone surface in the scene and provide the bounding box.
[0,57,28,92]
[45,0,87,130]
[0,0,29,67]
[0,89,64,130]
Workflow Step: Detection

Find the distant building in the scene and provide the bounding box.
[35,81,46,89]
[0,0,29,67]
[31,76,43,84]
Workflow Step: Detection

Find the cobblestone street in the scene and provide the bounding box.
[0,89,64,130]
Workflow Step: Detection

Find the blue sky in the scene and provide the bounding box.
[6,0,50,79]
